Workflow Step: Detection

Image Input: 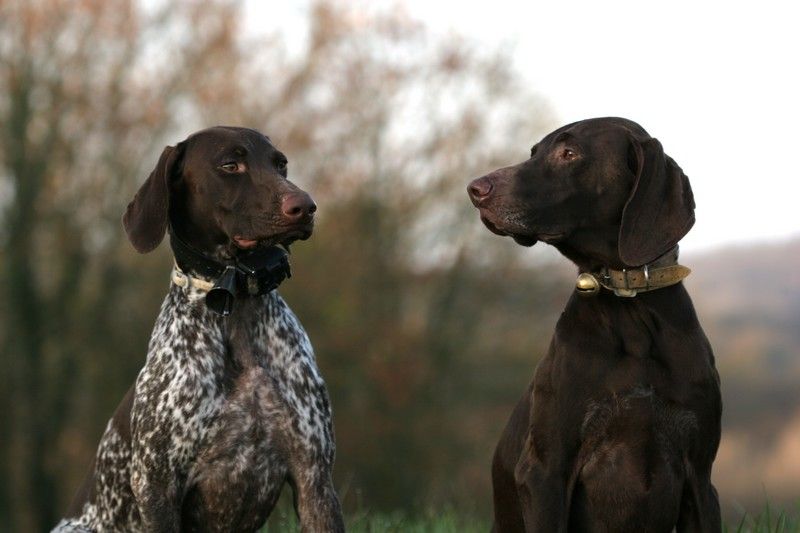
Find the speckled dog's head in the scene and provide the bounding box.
[123,126,316,259]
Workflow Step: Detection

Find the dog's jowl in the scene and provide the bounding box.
[468,118,721,532]
[55,127,344,532]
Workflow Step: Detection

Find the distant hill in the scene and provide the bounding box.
[684,238,800,512]
[685,238,800,427]
[687,238,800,378]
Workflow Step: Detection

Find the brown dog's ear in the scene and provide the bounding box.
[123,144,183,253]
[618,137,695,266]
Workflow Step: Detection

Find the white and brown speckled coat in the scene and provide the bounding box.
[54,278,343,532]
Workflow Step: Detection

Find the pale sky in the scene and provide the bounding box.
[249,0,800,252]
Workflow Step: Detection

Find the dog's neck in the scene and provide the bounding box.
[551,227,689,298]
[552,225,675,270]
[168,225,292,316]
[169,225,232,282]
[553,225,626,272]
[169,195,233,263]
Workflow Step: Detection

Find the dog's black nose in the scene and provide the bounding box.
[281,192,317,223]
[468,177,493,205]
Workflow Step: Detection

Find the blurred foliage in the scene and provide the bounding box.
[0,0,557,529]
[0,0,259,529]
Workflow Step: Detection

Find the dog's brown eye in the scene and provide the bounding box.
[220,162,241,173]
[276,160,287,172]
[562,148,577,160]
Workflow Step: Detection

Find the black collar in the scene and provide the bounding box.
[168,227,291,316]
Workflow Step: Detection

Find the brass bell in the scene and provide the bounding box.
[575,273,600,297]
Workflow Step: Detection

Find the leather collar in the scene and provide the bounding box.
[168,227,291,315]
[575,247,690,298]
[171,264,215,292]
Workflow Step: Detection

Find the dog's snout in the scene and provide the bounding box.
[468,177,493,205]
[281,192,317,222]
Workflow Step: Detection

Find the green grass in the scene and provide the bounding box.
[726,501,800,533]
[264,508,489,532]
[261,502,800,532]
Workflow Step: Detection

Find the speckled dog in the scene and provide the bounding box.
[55,127,344,532]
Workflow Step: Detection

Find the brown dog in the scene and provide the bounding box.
[468,118,721,532]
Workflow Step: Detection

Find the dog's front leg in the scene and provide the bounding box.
[291,469,344,533]
[130,400,186,532]
[675,460,721,533]
[513,435,569,533]
[130,360,208,532]
[129,463,182,532]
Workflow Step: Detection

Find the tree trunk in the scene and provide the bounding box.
[3,62,57,533]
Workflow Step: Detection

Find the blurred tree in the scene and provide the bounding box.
[0,0,555,528]
[0,0,250,529]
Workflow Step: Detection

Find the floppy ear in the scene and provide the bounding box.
[123,144,183,253]
[618,137,695,266]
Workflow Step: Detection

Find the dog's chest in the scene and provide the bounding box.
[536,294,714,456]
[152,288,334,529]
[181,365,297,530]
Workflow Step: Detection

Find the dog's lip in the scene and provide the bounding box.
[276,227,313,246]
[478,211,552,247]
[512,234,539,246]
[233,223,314,250]
[537,232,567,243]
[479,214,508,236]
[233,236,259,249]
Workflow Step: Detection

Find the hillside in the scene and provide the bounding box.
[685,238,800,512]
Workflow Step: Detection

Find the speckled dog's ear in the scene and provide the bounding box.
[618,137,695,267]
[123,143,184,253]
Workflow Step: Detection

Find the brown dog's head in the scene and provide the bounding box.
[123,126,315,259]
[467,117,694,269]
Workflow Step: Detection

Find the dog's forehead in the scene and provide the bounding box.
[185,126,277,156]
[540,117,649,145]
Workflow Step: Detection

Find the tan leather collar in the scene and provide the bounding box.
[171,263,215,293]
[575,247,690,298]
